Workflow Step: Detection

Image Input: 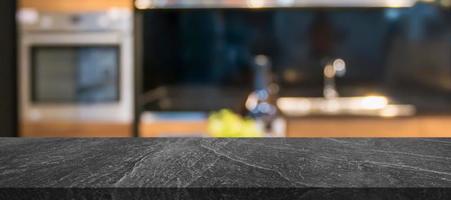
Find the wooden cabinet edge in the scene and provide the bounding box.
[139,121,208,137]
[287,116,451,137]
[138,116,451,137]
[20,122,132,137]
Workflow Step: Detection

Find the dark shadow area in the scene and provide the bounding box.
[1,188,450,200]
[0,0,17,137]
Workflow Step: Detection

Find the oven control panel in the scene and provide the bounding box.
[18,8,132,32]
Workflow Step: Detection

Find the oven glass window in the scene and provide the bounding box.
[31,46,119,103]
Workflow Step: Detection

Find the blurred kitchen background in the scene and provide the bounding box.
[0,0,450,137]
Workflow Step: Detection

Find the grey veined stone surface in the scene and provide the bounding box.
[1,138,451,188]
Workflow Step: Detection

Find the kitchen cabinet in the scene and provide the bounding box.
[17,2,134,138]
[140,121,207,137]
[20,122,132,137]
[287,116,451,137]
[140,116,451,137]
[287,117,420,137]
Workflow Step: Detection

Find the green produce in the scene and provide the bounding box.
[208,109,263,138]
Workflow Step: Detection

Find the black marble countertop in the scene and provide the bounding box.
[2,138,451,199]
[1,138,451,189]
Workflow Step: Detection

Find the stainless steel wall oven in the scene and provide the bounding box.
[19,9,133,125]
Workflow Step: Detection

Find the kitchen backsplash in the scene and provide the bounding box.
[136,3,450,112]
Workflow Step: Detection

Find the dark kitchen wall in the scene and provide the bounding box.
[0,0,17,137]
[137,4,451,113]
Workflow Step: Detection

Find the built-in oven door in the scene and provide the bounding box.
[20,32,133,123]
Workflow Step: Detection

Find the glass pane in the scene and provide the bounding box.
[32,46,119,103]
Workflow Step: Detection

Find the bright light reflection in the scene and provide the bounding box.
[135,0,153,9]
[384,0,415,8]
[277,98,312,115]
[380,106,399,118]
[358,96,388,110]
[247,0,265,8]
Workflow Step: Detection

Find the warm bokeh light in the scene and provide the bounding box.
[277,95,418,118]
[135,0,153,9]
